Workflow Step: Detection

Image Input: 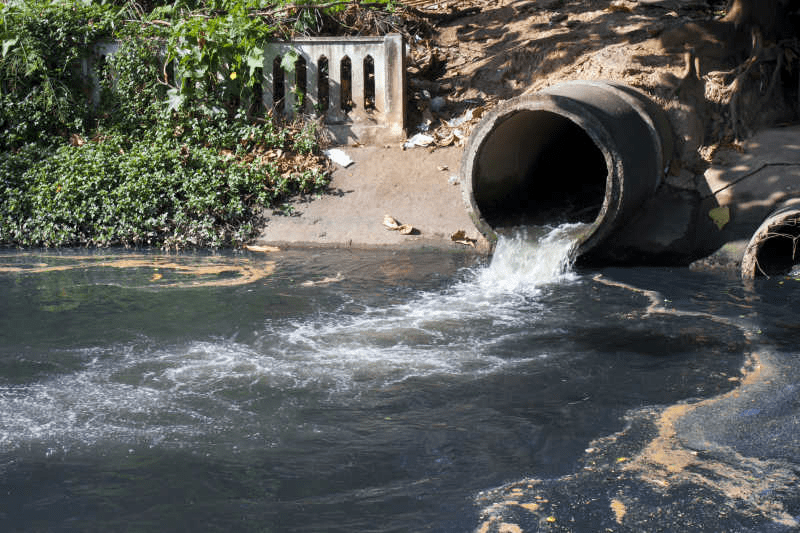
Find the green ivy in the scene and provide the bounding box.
[0,125,326,248]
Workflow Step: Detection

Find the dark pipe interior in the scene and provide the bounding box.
[475,110,607,229]
[755,220,800,277]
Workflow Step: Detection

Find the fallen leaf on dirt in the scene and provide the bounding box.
[709,206,730,230]
[244,244,281,253]
[383,214,402,229]
[451,230,476,247]
[610,498,627,523]
[383,215,415,235]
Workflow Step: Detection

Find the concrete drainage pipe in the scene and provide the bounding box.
[741,201,800,279]
[461,80,673,258]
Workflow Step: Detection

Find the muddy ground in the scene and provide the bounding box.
[400,0,792,166]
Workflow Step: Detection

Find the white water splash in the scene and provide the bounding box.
[475,224,585,297]
[0,224,586,451]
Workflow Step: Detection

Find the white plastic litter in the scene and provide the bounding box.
[323,148,354,168]
[403,133,434,149]
[446,108,473,128]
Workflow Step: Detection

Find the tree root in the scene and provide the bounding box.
[701,31,800,141]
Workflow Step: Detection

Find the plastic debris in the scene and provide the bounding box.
[403,133,435,149]
[446,106,483,128]
[323,148,354,168]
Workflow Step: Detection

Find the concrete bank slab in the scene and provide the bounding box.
[253,145,490,253]
[704,126,800,236]
[692,125,800,271]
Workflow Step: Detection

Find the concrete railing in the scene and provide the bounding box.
[81,34,406,145]
[263,34,406,144]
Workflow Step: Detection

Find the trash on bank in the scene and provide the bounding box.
[323,148,354,168]
[403,133,435,149]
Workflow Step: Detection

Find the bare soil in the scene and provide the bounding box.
[401,0,797,170]
[259,1,800,255]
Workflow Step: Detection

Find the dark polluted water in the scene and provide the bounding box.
[0,227,798,532]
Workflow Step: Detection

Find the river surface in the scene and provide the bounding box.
[0,227,797,532]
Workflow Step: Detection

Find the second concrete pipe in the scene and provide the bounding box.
[461,80,673,259]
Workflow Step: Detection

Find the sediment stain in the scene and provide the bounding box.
[0,253,275,288]
[475,276,799,532]
[610,497,627,523]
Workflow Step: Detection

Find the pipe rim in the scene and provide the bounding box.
[461,92,623,251]
[741,202,800,279]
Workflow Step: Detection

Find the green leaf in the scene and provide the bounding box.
[2,37,18,58]
[246,46,264,77]
[709,206,730,230]
[280,49,299,74]
[166,88,184,113]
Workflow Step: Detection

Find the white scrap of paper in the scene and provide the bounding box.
[324,148,354,168]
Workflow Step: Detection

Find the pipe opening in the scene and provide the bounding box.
[753,217,800,277]
[474,110,607,229]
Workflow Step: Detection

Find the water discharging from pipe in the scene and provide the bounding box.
[461,80,673,262]
[0,225,583,451]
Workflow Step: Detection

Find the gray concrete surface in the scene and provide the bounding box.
[254,126,800,273]
[254,144,491,253]
[690,125,800,271]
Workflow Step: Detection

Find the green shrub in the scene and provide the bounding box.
[0,0,357,249]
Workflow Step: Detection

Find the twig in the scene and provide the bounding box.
[253,1,388,16]
[704,162,800,199]
[403,5,481,22]
[125,19,172,27]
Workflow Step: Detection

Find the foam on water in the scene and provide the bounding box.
[0,225,584,451]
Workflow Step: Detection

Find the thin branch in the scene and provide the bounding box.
[704,162,800,199]
[125,19,172,27]
[253,1,389,17]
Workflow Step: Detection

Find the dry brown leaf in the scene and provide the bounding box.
[450,230,476,247]
[383,214,401,229]
[383,215,415,235]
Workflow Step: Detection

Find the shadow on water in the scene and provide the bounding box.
[0,244,787,532]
